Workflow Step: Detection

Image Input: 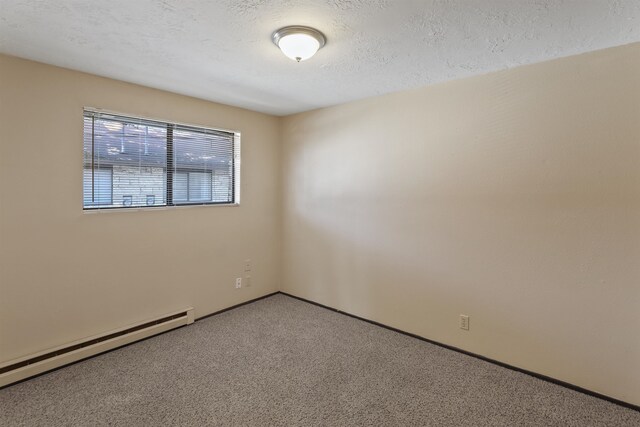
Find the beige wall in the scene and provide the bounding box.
[281,43,640,405]
[0,55,281,362]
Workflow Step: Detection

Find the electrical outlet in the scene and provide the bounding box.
[244,259,252,272]
[460,314,470,331]
[235,278,242,289]
[244,275,251,287]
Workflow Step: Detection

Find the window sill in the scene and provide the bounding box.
[82,202,240,214]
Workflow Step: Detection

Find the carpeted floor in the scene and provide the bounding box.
[0,294,638,426]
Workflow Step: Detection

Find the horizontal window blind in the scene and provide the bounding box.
[83,110,239,210]
[172,124,235,205]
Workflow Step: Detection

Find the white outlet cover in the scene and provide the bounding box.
[460,315,470,331]
[235,278,242,289]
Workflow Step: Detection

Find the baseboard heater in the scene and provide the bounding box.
[0,307,194,388]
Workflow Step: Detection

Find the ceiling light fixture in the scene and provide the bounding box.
[272,26,326,62]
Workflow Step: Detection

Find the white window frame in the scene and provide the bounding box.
[83,108,241,211]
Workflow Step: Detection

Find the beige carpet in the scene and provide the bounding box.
[0,294,638,426]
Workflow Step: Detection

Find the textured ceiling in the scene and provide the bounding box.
[1,1,639,115]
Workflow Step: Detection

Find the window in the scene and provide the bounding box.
[83,109,239,210]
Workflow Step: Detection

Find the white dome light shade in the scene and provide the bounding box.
[272,26,326,62]
[278,33,320,62]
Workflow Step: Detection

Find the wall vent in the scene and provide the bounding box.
[0,308,194,387]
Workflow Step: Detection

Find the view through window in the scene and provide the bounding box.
[83,110,239,209]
